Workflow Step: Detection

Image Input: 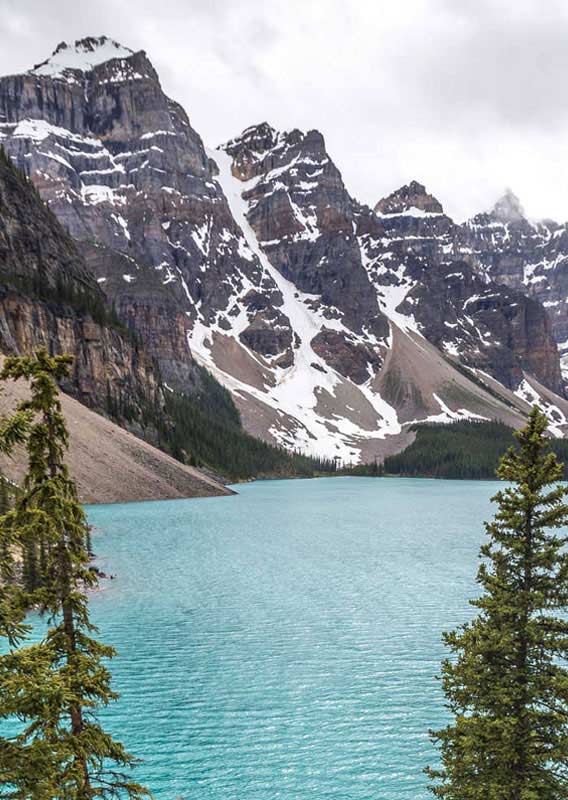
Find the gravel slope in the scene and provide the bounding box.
[0,377,233,504]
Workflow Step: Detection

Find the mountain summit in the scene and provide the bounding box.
[491,188,526,224]
[374,180,444,216]
[31,36,135,77]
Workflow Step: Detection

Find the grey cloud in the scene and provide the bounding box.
[1,0,568,221]
[387,0,568,130]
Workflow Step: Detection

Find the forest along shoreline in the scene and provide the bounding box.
[4,379,568,506]
[72,411,568,507]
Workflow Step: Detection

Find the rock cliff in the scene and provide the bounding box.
[0,37,281,393]
[0,147,161,426]
[461,191,568,384]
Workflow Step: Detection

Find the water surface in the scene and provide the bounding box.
[84,476,496,799]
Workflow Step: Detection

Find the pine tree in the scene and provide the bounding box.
[426,407,568,799]
[0,349,151,799]
[0,408,33,648]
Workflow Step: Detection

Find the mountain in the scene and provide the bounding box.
[212,128,567,458]
[462,192,568,382]
[367,180,563,395]
[0,36,278,395]
[0,144,162,428]
[0,364,231,503]
[0,142,234,500]
[1,36,567,465]
[0,141,334,485]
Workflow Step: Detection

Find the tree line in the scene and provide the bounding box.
[371,419,568,480]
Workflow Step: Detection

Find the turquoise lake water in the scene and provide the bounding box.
[78,476,496,799]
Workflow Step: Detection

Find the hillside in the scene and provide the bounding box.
[0,369,232,503]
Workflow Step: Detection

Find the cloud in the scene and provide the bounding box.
[1,0,568,220]
[389,0,568,129]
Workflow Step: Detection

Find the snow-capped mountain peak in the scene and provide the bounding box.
[31,36,134,78]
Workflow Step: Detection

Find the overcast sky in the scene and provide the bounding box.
[2,0,568,221]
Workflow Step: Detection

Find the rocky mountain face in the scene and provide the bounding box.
[461,190,568,381]
[1,36,567,463]
[365,181,563,395]
[0,37,282,394]
[222,128,562,398]
[0,144,161,431]
[223,123,389,382]
[214,128,568,454]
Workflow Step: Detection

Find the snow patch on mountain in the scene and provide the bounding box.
[0,119,100,146]
[375,208,443,219]
[31,37,134,78]
[514,378,568,438]
[404,394,489,426]
[183,148,404,461]
[358,243,421,336]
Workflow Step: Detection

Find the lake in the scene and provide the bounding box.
[81,476,497,799]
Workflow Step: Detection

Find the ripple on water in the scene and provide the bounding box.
[80,477,494,799]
